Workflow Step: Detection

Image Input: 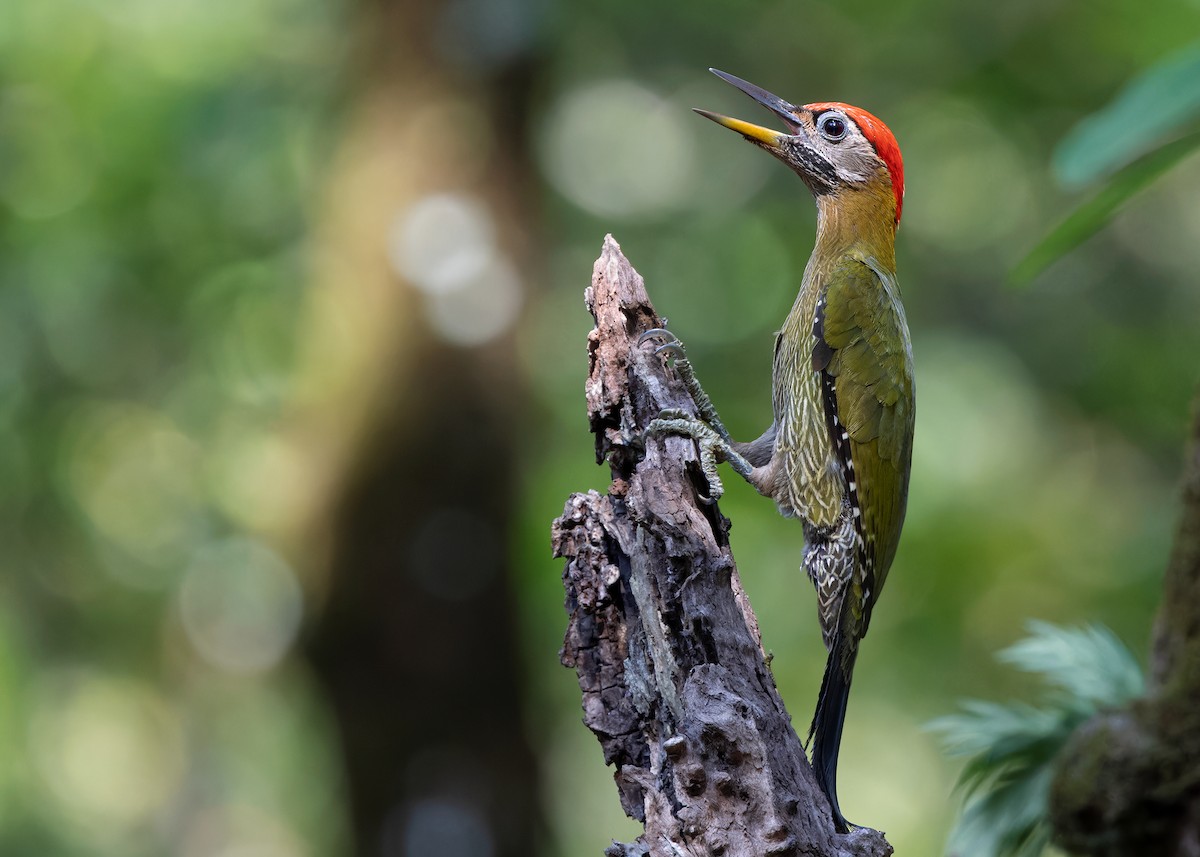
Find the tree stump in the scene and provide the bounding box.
[551,236,892,857]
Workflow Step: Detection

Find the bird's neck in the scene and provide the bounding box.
[811,185,897,273]
[779,183,898,346]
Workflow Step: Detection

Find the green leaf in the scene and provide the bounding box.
[930,623,1145,857]
[998,621,1143,708]
[948,765,1053,857]
[1010,131,1200,286]
[929,700,1061,759]
[1054,42,1200,187]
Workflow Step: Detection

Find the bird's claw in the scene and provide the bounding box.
[656,342,686,361]
[639,327,676,347]
[646,414,729,503]
[639,328,688,363]
[640,326,745,499]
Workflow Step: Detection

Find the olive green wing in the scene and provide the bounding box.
[812,259,915,634]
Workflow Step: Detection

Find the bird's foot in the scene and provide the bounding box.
[646,409,751,504]
[639,327,682,356]
[639,328,733,445]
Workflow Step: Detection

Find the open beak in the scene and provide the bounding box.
[693,69,803,150]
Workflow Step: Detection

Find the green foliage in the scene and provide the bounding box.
[0,1,349,854]
[930,623,1145,857]
[1054,43,1200,187]
[1011,132,1200,285]
[998,621,1144,710]
[1015,40,1200,283]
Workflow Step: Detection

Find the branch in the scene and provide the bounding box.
[1151,388,1200,690]
[1049,387,1200,856]
[552,236,892,857]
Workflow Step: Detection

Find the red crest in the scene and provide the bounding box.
[805,102,904,225]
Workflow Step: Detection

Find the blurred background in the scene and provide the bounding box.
[2,0,1198,855]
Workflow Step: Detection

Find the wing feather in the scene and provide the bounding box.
[811,259,915,633]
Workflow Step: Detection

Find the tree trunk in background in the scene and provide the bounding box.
[310,353,539,857]
[1050,388,1200,857]
[299,1,542,854]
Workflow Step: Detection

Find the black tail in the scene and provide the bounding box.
[808,637,858,833]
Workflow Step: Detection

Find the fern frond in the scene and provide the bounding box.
[930,622,1143,857]
[998,621,1143,709]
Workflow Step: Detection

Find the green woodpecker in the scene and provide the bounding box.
[645,69,914,832]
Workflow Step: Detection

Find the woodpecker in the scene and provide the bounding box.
[645,69,914,832]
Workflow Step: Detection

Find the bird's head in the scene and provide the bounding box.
[697,69,904,228]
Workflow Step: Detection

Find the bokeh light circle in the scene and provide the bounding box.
[178,537,303,675]
[538,80,696,218]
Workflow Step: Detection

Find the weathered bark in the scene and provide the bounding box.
[552,236,892,857]
[1049,389,1200,856]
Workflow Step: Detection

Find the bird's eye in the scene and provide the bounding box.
[818,113,847,141]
